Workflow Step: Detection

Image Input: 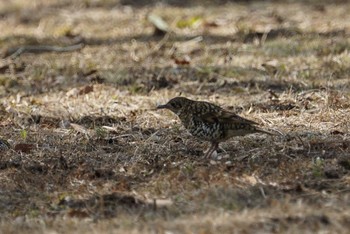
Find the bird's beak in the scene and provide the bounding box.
[156,104,168,109]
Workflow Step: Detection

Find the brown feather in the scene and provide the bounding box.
[193,102,258,125]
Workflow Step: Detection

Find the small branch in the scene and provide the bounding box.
[4,43,85,59]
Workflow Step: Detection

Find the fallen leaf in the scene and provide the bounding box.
[203,19,227,28]
[176,16,202,29]
[70,123,94,137]
[67,209,90,218]
[146,198,173,209]
[14,143,35,153]
[83,69,97,77]
[331,130,344,135]
[147,14,170,36]
[0,64,9,73]
[78,85,94,95]
[173,55,191,65]
[66,88,79,97]
[262,60,278,75]
[204,21,220,27]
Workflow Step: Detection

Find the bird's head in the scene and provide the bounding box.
[157,97,191,115]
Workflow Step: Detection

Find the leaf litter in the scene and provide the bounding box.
[0,0,350,233]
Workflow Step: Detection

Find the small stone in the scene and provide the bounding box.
[210,160,217,165]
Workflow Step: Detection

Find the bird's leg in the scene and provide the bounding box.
[204,144,214,158]
[212,142,219,158]
[218,145,227,154]
[205,142,219,159]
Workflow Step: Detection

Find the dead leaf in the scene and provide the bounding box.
[146,198,173,210]
[147,14,169,36]
[173,55,191,65]
[67,209,90,218]
[66,88,79,97]
[102,126,118,133]
[14,143,35,153]
[119,167,127,173]
[262,60,279,75]
[0,64,9,73]
[176,16,202,29]
[78,85,94,95]
[203,19,227,28]
[204,21,220,28]
[331,130,344,135]
[70,123,94,137]
[83,69,97,77]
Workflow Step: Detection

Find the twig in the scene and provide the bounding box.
[5,43,85,59]
[268,89,279,99]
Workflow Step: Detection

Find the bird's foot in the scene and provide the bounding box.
[218,146,227,154]
[204,147,218,159]
[204,142,219,159]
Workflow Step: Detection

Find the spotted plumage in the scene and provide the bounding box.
[157,97,272,158]
[0,138,10,151]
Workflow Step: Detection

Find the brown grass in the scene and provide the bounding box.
[1,0,350,233]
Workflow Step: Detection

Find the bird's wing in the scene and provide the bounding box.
[196,102,258,125]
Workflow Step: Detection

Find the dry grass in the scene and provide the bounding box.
[1,0,350,233]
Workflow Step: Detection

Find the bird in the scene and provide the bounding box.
[157,97,273,158]
[0,138,10,151]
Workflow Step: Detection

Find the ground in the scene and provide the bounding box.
[0,0,350,233]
